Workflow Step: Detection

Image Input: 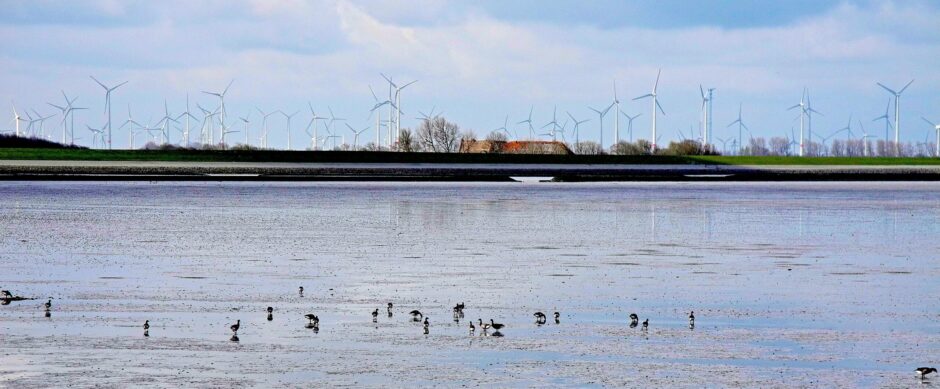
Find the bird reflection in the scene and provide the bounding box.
[144,330,150,337]
[267,313,273,321]
[44,310,51,318]
[230,335,240,342]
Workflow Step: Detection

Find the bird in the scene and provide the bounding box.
[642,318,649,330]
[916,367,937,378]
[44,299,51,310]
[387,302,393,311]
[478,318,491,331]
[298,286,304,296]
[267,307,274,314]
[629,313,639,326]
[688,311,695,326]
[534,312,546,324]
[372,308,379,321]
[554,311,560,324]
[305,314,319,326]
[423,317,429,326]
[409,310,423,321]
[489,319,505,331]
[230,320,240,334]
[143,320,150,331]
[469,321,475,335]
[1,290,12,299]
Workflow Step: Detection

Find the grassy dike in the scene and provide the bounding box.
[1,147,939,165]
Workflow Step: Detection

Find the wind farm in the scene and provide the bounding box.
[1,2,939,388]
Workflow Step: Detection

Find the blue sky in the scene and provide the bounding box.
[2,0,938,150]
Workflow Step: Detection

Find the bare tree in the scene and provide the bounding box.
[768,137,789,156]
[574,141,604,155]
[397,128,417,152]
[485,131,508,142]
[417,116,459,152]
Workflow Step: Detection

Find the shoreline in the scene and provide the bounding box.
[3,160,940,181]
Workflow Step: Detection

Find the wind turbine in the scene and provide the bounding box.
[281,110,299,150]
[493,115,513,139]
[307,103,326,151]
[202,79,234,140]
[621,111,641,142]
[858,120,875,157]
[727,103,749,155]
[239,113,251,146]
[380,74,416,142]
[804,91,823,147]
[345,123,368,150]
[612,80,620,144]
[633,69,665,152]
[89,76,128,149]
[175,94,198,147]
[30,110,55,139]
[156,100,178,145]
[788,90,808,157]
[10,102,25,137]
[872,98,892,146]
[58,91,84,145]
[369,85,394,146]
[566,111,589,146]
[118,104,142,149]
[47,102,68,141]
[256,108,278,149]
[922,117,940,157]
[876,79,913,155]
[589,103,614,148]
[699,85,715,149]
[517,106,535,139]
[541,106,560,141]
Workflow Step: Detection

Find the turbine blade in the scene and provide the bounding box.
[653,68,661,92]
[633,94,653,101]
[656,100,665,116]
[876,82,896,95]
[899,79,914,94]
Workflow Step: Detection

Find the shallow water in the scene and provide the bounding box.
[0,181,938,387]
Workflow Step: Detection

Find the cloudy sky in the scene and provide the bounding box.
[2,0,938,149]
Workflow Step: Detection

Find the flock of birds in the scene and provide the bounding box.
[2,287,937,380]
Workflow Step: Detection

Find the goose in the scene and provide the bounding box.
[267,307,274,314]
[688,311,695,326]
[387,302,393,311]
[372,309,379,320]
[533,312,546,323]
[629,313,639,324]
[298,286,304,295]
[916,367,937,378]
[409,310,423,320]
[478,318,491,331]
[143,320,150,331]
[469,321,475,334]
[489,319,505,331]
[44,299,52,310]
[230,320,241,334]
[554,311,560,324]
[304,314,319,326]
[642,318,649,330]
[1,290,11,299]
[423,317,429,327]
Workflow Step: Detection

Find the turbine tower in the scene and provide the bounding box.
[700,85,715,150]
[876,79,914,156]
[589,103,614,149]
[727,103,749,155]
[788,90,807,157]
[612,80,620,144]
[923,117,940,157]
[11,102,24,137]
[566,111,589,146]
[621,111,641,142]
[282,110,299,150]
[872,98,892,145]
[203,79,234,141]
[89,76,128,149]
[633,69,665,152]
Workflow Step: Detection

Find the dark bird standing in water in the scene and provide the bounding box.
[1,290,11,299]
[534,312,547,324]
[489,319,505,331]
[305,314,319,326]
[409,310,423,321]
[230,320,240,334]
[629,313,639,326]
[469,321,475,335]
[554,311,560,324]
[143,320,150,331]
[423,317,430,334]
[642,318,649,330]
[44,299,52,310]
[478,318,491,331]
[372,308,379,321]
[916,367,937,379]
[267,307,274,314]
[298,286,304,296]
[688,311,695,326]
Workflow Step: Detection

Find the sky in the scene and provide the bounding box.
[2,0,939,150]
